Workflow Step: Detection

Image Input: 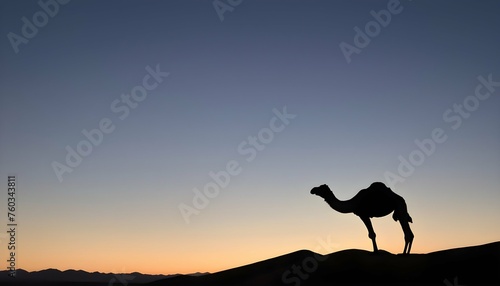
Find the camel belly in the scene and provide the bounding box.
[354,204,394,218]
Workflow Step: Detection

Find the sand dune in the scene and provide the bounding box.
[152,241,500,285]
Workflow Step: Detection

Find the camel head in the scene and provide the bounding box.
[310,184,333,198]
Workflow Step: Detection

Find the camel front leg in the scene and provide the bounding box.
[360,216,378,252]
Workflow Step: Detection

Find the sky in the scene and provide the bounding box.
[0,0,499,275]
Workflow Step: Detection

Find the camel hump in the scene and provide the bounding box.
[369,182,388,189]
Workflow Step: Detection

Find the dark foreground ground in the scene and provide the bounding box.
[2,241,499,286]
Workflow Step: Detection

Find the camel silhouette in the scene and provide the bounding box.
[310,182,414,254]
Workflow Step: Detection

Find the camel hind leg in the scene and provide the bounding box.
[393,197,414,254]
[399,219,414,254]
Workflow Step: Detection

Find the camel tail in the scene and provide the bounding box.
[392,204,413,223]
[391,194,413,223]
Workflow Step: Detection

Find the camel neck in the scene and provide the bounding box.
[324,192,353,214]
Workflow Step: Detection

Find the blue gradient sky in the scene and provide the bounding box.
[1,0,499,274]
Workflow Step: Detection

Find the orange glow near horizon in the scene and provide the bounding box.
[5,180,500,276]
[11,195,500,275]
[16,237,500,275]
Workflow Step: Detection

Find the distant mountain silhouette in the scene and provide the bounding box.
[0,268,206,285]
[2,242,499,285]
